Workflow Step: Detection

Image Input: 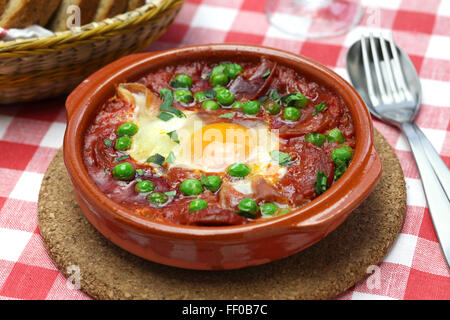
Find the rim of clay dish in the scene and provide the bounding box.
[64,44,380,239]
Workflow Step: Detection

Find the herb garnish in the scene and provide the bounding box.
[204,89,217,99]
[159,88,185,118]
[146,153,165,165]
[262,69,271,78]
[281,92,308,108]
[113,155,130,162]
[258,96,269,104]
[218,112,235,118]
[169,79,187,89]
[313,102,327,115]
[157,112,174,121]
[334,162,347,181]
[167,131,180,144]
[268,89,281,102]
[165,151,176,164]
[314,171,328,195]
[104,139,112,148]
[270,150,292,166]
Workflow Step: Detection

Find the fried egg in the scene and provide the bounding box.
[118,84,287,193]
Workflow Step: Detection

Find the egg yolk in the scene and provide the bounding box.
[189,123,257,170]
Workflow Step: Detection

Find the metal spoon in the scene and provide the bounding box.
[346,33,450,268]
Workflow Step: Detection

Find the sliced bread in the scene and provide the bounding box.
[48,0,100,32]
[127,0,146,11]
[38,0,62,26]
[0,0,8,17]
[0,0,47,29]
[93,0,128,22]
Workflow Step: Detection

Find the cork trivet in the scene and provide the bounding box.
[38,129,406,300]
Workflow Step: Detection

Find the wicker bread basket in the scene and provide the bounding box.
[0,0,184,104]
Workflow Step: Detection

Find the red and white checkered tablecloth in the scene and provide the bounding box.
[0,0,449,300]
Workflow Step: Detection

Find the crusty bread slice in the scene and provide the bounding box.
[0,0,47,29]
[48,0,100,32]
[38,0,62,26]
[127,0,146,11]
[0,0,8,17]
[93,0,128,22]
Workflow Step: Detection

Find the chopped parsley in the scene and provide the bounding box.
[113,155,130,162]
[313,102,327,115]
[262,69,271,78]
[258,96,269,104]
[281,92,308,108]
[157,112,174,121]
[104,139,112,148]
[159,88,185,118]
[218,112,235,118]
[314,171,328,195]
[204,89,217,99]
[164,190,176,197]
[268,89,281,102]
[136,169,145,176]
[270,150,292,166]
[167,131,180,144]
[165,151,176,164]
[146,153,165,166]
[334,162,347,181]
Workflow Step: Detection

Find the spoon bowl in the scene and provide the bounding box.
[346,35,421,125]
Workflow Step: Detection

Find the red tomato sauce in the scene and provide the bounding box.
[83,58,356,226]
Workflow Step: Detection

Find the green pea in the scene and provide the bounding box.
[238,198,259,217]
[228,163,250,177]
[112,162,135,180]
[148,192,168,205]
[283,107,301,121]
[263,100,281,115]
[231,101,243,110]
[224,63,242,79]
[260,203,279,216]
[115,136,132,151]
[326,128,346,143]
[189,199,208,212]
[215,88,235,105]
[171,74,192,89]
[194,91,207,102]
[201,100,220,110]
[305,133,326,147]
[202,175,222,192]
[331,147,352,164]
[242,101,260,115]
[212,85,226,93]
[210,73,229,86]
[179,179,203,196]
[117,122,138,136]
[211,65,226,76]
[174,89,194,104]
[135,180,155,193]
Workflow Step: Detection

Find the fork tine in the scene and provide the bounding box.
[379,33,402,102]
[360,35,379,106]
[369,33,390,103]
[388,34,414,101]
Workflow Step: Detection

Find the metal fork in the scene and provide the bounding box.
[358,33,450,268]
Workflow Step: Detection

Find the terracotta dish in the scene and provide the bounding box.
[64,44,382,270]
